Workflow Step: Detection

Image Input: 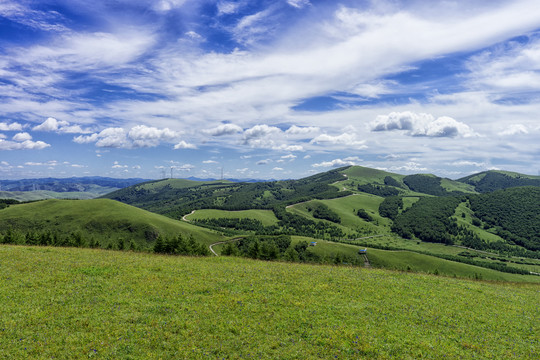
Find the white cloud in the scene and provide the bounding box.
[12,132,32,142]
[74,125,181,149]
[217,1,242,15]
[285,125,319,136]
[389,162,428,172]
[33,117,90,134]
[450,160,487,168]
[371,111,478,138]
[112,161,128,169]
[25,161,58,166]
[174,140,197,149]
[33,117,67,131]
[272,167,284,171]
[287,0,310,9]
[281,154,296,160]
[203,160,218,164]
[95,128,128,148]
[185,31,203,41]
[498,124,528,136]
[0,139,50,150]
[256,159,271,165]
[243,124,282,140]
[204,124,243,136]
[310,133,367,148]
[128,125,179,148]
[1,161,9,166]
[0,122,23,131]
[312,157,361,168]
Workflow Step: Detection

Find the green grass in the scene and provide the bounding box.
[439,178,477,193]
[1,245,538,359]
[288,238,540,283]
[453,202,506,243]
[136,178,227,190]
[0,199,223,248]
[342,166,404,184]
[287,195,392,236]
[186,209,279,226]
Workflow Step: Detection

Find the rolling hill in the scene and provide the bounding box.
[0,199,223,249]
[458,170,540,192]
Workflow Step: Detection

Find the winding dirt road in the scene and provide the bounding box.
[208,237,243,256]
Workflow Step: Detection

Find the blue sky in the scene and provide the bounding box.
[1,0,539,180]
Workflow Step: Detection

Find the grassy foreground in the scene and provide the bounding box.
[1,246,539,359]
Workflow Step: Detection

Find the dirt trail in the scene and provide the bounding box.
[182,210,195,222]
[208,237,242,256]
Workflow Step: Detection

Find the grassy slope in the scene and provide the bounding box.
[0,199,222,247]
[289,237,540,283]
[439,178,477,193]
[135,178,226,190]
[186,209,279,226]
[1,246,538,359]
[342,166,404,184]
[286,194,392,236]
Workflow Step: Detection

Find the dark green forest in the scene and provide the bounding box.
[459,171,540,193]
[468,187,540,251]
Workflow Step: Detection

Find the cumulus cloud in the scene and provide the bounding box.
[204,124,243,136]
[12,132,32,142]
[0,139,50,150]
[312,156,362,168]
[174,140,197,149]
[95,128,128,148]
[0,122,23,131]
[310,133,367,148]
[498,124,528,136]
[243,124,282,140]
[128,125,179,148]
[242,124,283,148]
[281,154,296,160]
[112,161,128,169]
[74,125,182,149]
[371,111,477,138]
[33,117,68,132]
[33,117,90,134]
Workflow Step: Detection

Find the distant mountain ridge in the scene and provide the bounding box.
[0,176,150,193]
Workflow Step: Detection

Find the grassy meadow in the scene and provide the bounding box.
[186,209,279,227]
[0,245,538,359]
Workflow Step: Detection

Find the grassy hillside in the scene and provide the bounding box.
[0,199,223,249]
[186,209,279,227]
[103,168,351,218]
[458,170,540,192]
[1,246,538,359]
